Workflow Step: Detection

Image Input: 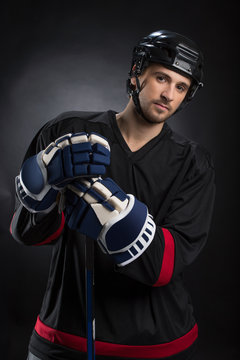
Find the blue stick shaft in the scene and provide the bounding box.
[85,237,95,360]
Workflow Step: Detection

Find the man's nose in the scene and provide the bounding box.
[161,85,174,102]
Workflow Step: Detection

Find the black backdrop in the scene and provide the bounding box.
[0,1,238,359]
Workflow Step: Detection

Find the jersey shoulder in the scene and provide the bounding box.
[22,110,114,162]
[43,110,111,129]
[37,110,113,146]
[168,126,214,174]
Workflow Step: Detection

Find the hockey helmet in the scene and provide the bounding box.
[127,30,204,105]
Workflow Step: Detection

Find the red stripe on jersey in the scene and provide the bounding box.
[35,316,198,358]
[34,211,65,246]
[153,227,175,286]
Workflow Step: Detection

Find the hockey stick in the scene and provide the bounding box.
[85,236,96,360]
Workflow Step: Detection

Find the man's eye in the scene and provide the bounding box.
[157,76,165,82]
[177,85,185,92]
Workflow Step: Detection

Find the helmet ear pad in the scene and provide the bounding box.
[127,61,151,97]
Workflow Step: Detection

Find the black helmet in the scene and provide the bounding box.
[127,30,204,114]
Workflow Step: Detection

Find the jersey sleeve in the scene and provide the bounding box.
[10,196,65,246]
[10,125,65,246]
[116,146,215,286]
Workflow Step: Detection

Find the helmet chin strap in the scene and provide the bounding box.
[131,74,151,122]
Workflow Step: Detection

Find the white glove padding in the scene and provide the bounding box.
[16,132,110,213]
[65,177,156,266]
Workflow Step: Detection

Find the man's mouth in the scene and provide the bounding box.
[154,102,169,111]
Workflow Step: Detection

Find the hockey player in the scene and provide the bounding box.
[10,30,215,360]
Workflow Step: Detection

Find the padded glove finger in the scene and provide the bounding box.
[65,177,128,234]
[65,177,156,266]
[42,132,110,186]
[16,132,110,213]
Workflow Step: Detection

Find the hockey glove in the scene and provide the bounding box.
[16,132,110,213]
[65,177,156,266]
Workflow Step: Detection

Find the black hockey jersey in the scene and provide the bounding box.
[10,110,215,360]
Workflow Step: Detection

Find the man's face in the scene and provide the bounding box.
[131,63,191,123]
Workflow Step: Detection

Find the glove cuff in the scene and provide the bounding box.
[20,152,51,201]
[16,175,58,214]
[97,194,156,266]
[112,213,155,266]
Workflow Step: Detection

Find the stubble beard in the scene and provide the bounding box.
[139,102,171,125]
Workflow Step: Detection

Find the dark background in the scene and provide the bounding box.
[0,1,238,359]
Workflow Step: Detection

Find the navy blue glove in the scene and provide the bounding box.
[16,132,110,213]
[65,177,156,266]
